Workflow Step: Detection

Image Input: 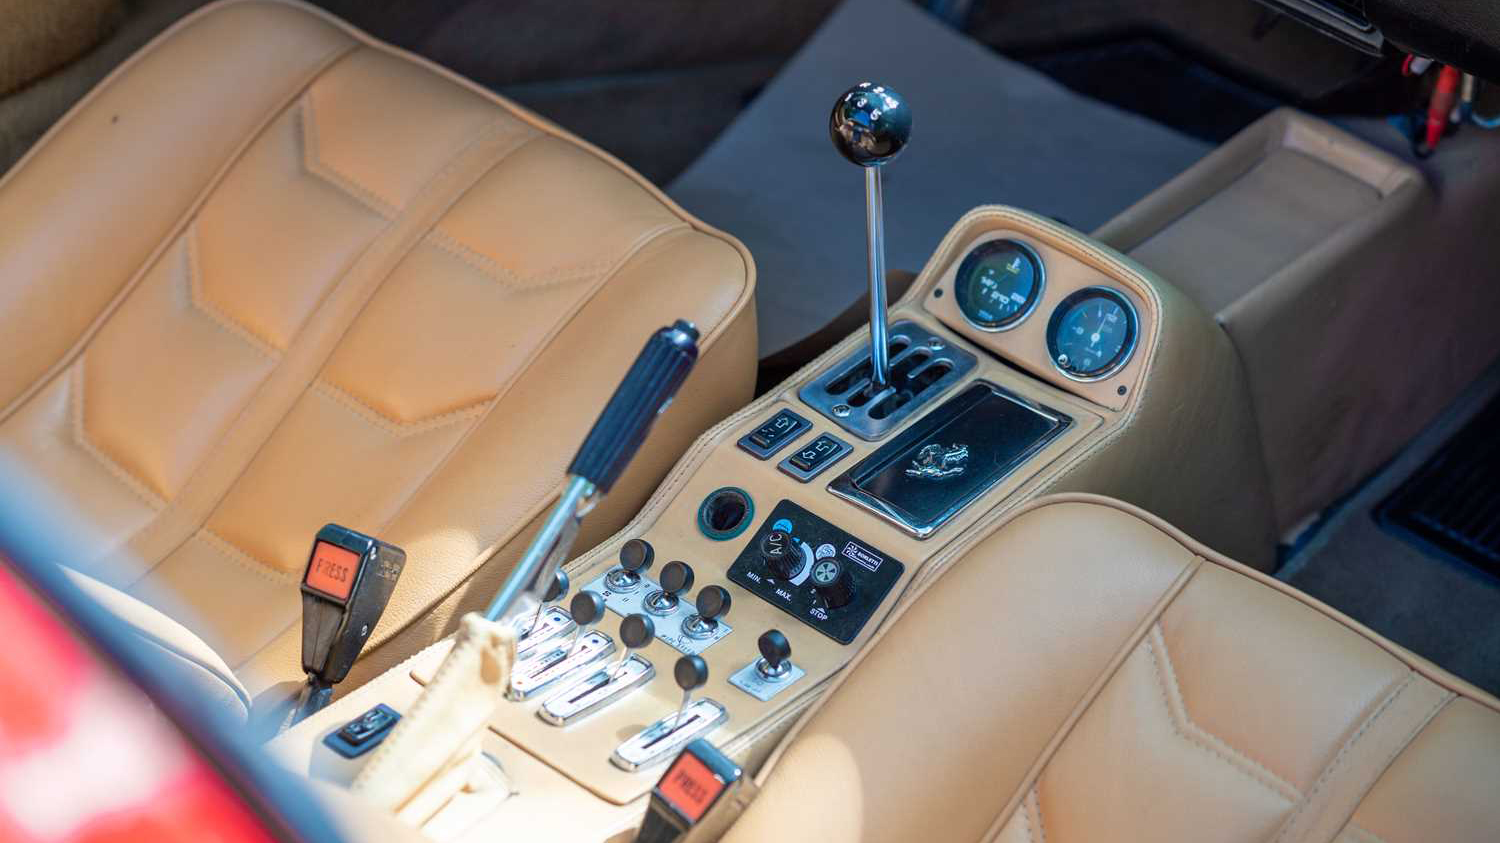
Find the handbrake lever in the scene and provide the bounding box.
[352,320,701,821]
[485,319,700,627]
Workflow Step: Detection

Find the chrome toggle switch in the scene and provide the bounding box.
[605,538,654,592]
[643,561,694,616]
[611,655,726,772]
[681,585,731,640]
[729,629,805,702]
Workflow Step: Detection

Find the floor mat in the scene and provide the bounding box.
[667,0,1213,356]
[1280,359,1500,696]
[1377,391,1500,580]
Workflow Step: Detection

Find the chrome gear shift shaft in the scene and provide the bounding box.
[830,82,912,392]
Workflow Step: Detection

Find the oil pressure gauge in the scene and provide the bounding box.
[954,239,1045,332]
[1046,286,1138,381]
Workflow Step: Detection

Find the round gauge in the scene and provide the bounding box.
[1046,287,1139,381]
[954,239,1045,331]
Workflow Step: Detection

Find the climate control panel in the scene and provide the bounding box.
[727,500,904,644]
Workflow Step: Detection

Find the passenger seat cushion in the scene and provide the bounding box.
[728,496,1500,843]
[0,0,754,694]
[64,568,251,721]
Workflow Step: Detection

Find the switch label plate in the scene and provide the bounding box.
[583,570,733,656]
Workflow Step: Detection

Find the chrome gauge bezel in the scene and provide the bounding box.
[1045,285,1140,383]
[953,238,1047,333]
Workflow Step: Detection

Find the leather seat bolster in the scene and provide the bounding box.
[64,569,251,720]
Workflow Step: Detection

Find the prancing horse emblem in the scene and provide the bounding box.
[905,443,969,480]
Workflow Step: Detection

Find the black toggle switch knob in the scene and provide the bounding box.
[760,530,804,580]
[674,654,709,693]
[810,556,854,609]
[612,612,656,679]
[569,590,606,627]
[757,629,792,678]
[659,561,695,597]
[543,568,569,602]
[695,585,732,624]
[620,539,655,574]
[620,613,656,649]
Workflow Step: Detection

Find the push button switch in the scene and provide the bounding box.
[323,703,401,758]
[738,409,811,459]
[779,432,851,482]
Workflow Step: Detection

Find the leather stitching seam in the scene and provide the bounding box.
[299,91,401,218]
[423,225,628,290]
[1147,624,1302,801]
[197,528,298,584]
[309,379,490,435]
[184,222,283,357]
[1270,671,1432,843]
[1030,786,1048,843]
[69,358,168,509]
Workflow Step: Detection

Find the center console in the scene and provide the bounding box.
[272,85,1277,842]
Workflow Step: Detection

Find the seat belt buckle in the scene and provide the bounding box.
[634,739,746,843]
[293,524,406,721]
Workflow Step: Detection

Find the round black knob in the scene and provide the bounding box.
[830,82,911,168]
[695,585,732,622]
[810,556,854,609]
[674,655,709,692]
[620,613,655,649]
[758,630,791,670]
[659,561,695,596]
[569,590,605,627]
[542,568,569,603]
[619,538,655,573]
[759,530,804,580]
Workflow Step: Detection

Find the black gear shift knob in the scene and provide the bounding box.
[829,82,912,168]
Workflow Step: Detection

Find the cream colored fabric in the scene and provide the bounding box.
[0,0,754,695]
[352,613,514,825]
[727,496,1500,843]
[64,567,251,719]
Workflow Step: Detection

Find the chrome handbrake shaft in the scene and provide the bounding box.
[484,319,701,628]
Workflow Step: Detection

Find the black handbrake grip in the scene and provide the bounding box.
[568,320,699,494]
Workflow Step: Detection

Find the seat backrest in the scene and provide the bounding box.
[726,496,1500,843]
[0,0,755,692]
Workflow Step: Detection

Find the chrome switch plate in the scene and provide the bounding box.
[610,698,728,772]
[538,655,655,726]
[799,320,977,441]
[514,606,576,659]
[507,631,613,701]
[583,570,733,656]
[728,659,805,702]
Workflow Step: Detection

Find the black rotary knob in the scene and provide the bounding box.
[829,82,912,168]
[569,590,606,627]
[757,630,792,674]
[674,655,709,693]
[620,613,656,649]
[695,585,732,623]
[619,538,655,573]
[659,561,695,597]
[759,530,804,580]
[810,556,854,609]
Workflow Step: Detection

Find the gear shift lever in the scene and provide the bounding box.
[830,82,912,393]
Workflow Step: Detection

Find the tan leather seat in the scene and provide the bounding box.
[0,0,754,700]
[728,496,1500,843]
